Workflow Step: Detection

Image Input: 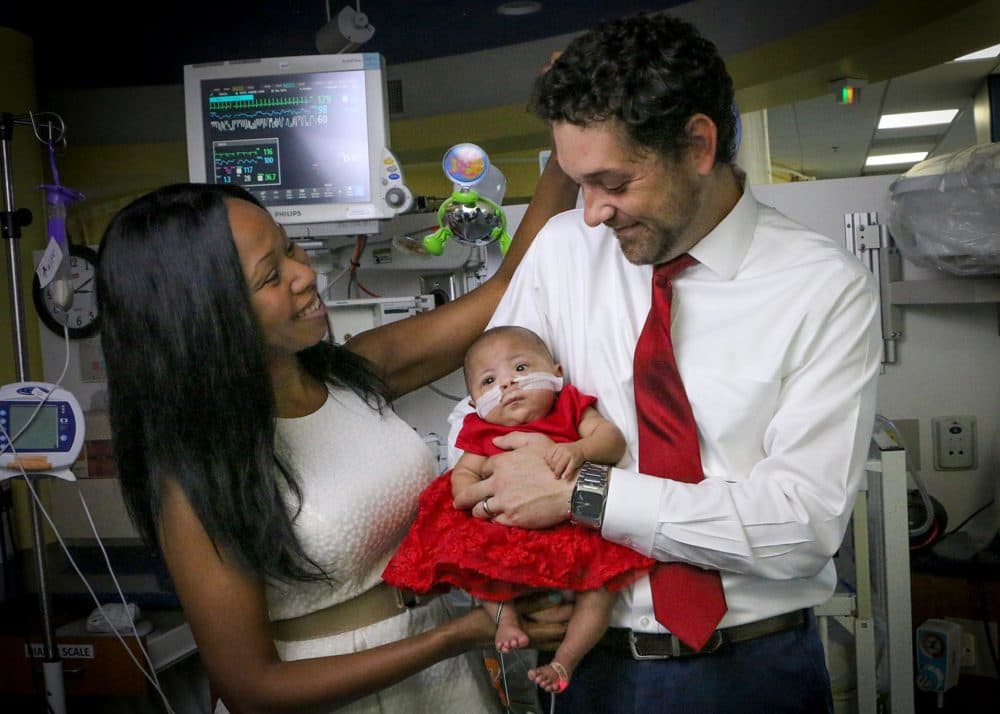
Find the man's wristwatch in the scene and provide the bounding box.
[570,461,611,530]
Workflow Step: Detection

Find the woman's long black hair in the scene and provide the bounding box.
[96,183,387,583]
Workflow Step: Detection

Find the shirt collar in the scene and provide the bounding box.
[688,178,758,281]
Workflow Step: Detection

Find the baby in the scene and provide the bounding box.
[383,326,653,692]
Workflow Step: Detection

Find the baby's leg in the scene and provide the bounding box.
[482,600,530,652]
[528,588,616,693]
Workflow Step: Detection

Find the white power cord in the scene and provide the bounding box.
[492,601,559,714]
[1,325,176,712]
[1,427,176,713]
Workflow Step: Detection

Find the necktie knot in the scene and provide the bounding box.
[654,253,698,285]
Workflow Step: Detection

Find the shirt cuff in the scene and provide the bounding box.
[601,467,666,556]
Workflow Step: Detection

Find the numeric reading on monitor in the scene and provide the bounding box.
[213,138,280,188]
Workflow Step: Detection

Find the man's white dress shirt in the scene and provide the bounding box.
[448,187,881,633]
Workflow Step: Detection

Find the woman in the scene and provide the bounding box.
[95,156,577,713]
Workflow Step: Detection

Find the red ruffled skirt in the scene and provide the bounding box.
[383,471,654,601]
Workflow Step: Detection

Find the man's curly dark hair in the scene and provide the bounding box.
[530,12,736,165]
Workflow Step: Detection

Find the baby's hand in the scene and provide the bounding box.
[546,443,584,479]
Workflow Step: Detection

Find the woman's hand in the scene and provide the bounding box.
[515,591,573,651]
[542,50,563,74]
[515,591,575,625]
[516,592,571,651]
[448,594,568,651]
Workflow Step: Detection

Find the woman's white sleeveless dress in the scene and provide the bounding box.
[214,387,499,713]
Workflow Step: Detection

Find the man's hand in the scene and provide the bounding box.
[453,432,574,529]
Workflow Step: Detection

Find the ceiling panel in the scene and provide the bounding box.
[767,48,999,180]
[2,1,997,180]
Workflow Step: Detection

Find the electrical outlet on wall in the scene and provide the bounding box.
[932,416,977,471]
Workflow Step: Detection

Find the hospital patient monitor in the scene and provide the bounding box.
[183,52,412,239]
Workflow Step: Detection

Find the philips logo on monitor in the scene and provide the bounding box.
[274,210,303,218]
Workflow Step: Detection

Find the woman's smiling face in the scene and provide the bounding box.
[228,198,328,360]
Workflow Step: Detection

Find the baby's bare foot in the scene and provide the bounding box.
[495,622,529,653]
[528,660,570,693]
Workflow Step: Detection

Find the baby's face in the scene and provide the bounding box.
[466,335,561,426]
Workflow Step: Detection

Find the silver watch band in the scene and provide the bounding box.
[570,461,611,529]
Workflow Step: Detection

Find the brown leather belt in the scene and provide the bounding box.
[598,609,809,659]
[271,582,437,642]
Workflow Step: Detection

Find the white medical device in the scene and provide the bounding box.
[0,381,84,481]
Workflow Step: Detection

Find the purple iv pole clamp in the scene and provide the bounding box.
[36,142,84,311]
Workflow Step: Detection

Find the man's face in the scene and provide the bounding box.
[553,120,704,265]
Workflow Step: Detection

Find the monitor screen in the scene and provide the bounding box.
[184,53,411,237]
[9,403,59,451]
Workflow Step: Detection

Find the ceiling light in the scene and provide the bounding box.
[877,109,959,130]
[953,43,1000,62]
[865,152,928,167]
[496,2,542,16]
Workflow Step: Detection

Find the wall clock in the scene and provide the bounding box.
[32,243,100,339]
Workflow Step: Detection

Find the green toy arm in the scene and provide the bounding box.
[423,226,451,256]
[423,196,456,255]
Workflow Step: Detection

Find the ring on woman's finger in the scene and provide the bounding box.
[482,497,494,517]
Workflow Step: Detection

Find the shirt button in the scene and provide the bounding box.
[640,617,650,627]
[624,538,633,547]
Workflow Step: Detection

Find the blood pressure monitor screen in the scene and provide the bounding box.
[8,404,60,450]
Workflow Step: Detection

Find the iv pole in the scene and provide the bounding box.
[1,110,68,714]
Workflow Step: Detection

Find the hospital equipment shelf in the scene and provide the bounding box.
[816,445,914,714]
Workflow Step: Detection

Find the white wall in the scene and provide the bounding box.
[754,176,1000,542]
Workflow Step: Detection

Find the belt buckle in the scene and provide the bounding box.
[628,630,678,660]
[627,629,725,659]
[700,629,724,654]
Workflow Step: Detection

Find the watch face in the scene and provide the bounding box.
[574,490,604,520]
[32,244,100,339]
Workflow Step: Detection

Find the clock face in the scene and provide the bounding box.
[32,244,100,339]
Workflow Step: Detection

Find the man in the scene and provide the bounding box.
[452,12,881,713]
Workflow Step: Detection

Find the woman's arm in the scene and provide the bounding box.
[346,153,578,398]
[158,479,536,714]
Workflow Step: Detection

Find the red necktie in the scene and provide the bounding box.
[633,254,727,651]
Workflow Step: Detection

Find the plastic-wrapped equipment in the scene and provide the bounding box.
[887,142,1000,276]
